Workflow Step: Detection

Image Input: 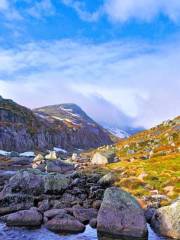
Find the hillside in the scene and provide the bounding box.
[87,116,180,205]
[0,96,112,152]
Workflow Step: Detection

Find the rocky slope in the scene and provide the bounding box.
[0,96,112,152]
[84,116,180,206]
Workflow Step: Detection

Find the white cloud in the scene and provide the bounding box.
[61,0,101,21]
[0,39,179,128]
[0,0,8,10]
[27,0,55,18]
[0,0,55,21]
[61,0,180,23]
[0,0,22,20]
[104,0,180,22]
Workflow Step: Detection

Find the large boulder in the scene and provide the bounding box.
[1,169,70,197]
[97,187,148,239]
[45,213,85,233]
[91,152,116,165]
[151,199,180,239]
[45,160,74,174]
[0,194,34,215]
[3,208,42,227]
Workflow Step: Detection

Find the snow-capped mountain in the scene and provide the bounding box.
[105,127,130,138]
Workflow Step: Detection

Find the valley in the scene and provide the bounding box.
[0,97,179,240]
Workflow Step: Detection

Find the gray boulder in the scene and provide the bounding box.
[151,199,180,239]
[98,173,115,186]
[44,209,66,219]
[4,208,42,227]
[0,194,34,215]
[72,206,98,224]
[45,213,85,233]
[1,169,70,197]
[9,151,19,157]
[91,152,116,165]
[97,187,148,239]
[45,160,74,174]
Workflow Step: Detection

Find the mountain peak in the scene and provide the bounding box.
[34,103,95,126]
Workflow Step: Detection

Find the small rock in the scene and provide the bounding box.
[92,200,102,210]
[72,153,78,161]
[38,200,50,212]
[98,173,115,186]
[33,154,44,162]
[44,209,66,219]
[45,151,57,160]
[73,206,98,224]
[144,208,156,223]
[89,218,97,228]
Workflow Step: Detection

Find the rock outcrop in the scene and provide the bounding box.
[97,187,148,239]
[151,198,180,239]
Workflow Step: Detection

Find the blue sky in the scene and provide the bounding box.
[0,0,180,128]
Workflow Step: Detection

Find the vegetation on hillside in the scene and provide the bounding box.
[85,116,180,206]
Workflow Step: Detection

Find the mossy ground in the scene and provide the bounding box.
[85,153,180,207]
[106,154,180,200]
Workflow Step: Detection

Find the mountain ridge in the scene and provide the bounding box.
[0,96,112,152]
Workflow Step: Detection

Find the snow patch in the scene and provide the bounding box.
[20,152,35,157]
[53,147,67,154]
[0,150,10,156]
[106,127,129,138]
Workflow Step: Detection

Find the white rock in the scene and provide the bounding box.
[72,153,78,161]
[45,151,57,160]
[33,154,44,162]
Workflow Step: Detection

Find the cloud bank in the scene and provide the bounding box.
[0,38,179,128]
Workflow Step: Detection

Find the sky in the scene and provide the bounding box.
[0,0,180,129]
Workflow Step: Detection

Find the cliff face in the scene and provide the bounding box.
[0,97,112,152]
